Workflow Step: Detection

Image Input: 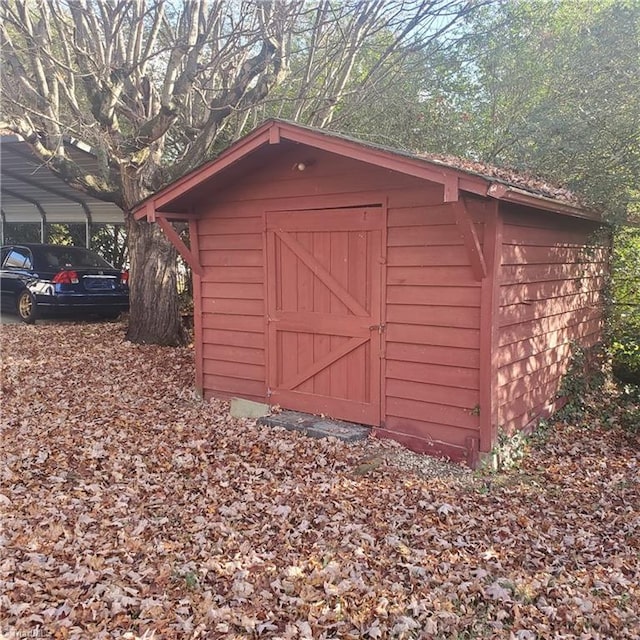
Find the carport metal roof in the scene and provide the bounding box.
[0,134,124,245]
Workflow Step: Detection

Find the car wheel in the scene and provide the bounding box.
[16,290,37,324]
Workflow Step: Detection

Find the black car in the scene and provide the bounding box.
[0,244,129,323]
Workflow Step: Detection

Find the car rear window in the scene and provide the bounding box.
[4,247,33,269]
[39,247,114,270]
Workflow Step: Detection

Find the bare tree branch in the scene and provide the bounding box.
[1,0,476,205]
[0,0,483,343]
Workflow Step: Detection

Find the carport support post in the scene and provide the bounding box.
[84,207,93,248]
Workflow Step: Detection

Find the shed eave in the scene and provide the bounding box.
[132,123,275,219]
[276,123,489,200]
[487,183,602,222]
[133,119,598,222]
[133,120,492,219]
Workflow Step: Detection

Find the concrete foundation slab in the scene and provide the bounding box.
[258,410,370,443]
[230,398,271,419]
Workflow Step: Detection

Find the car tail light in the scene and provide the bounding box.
[121,270,129,285]
[52,270,79,284]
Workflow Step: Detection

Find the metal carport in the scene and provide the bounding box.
[0,134,124,246]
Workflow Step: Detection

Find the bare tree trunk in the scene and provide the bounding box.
[125,215,187,346]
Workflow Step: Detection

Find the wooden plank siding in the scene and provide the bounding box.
[193,148,483,458]
[381,196,482,459]
[496,209,606,433]
[189,140,607,462]
[198,210,267,402]
[195,150,446,409]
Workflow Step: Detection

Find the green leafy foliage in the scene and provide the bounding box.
[1,222,42,244]
[610,228,640,383]
[90,225,128,270]
[453,0,640,219]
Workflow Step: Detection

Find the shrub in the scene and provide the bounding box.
[610,228,640,385]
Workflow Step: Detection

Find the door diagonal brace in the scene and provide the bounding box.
[281,335,369,391]
[276,229,368,317]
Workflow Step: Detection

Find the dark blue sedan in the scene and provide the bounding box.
[0,244,129,323]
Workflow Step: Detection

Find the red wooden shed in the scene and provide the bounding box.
[135,120,608,465]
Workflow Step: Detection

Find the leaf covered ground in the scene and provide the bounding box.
[1,322,639,639]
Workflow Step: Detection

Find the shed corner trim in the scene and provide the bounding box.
[269,123,281,144]
[443,176,459,202]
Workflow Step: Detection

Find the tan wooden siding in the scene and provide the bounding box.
[496,211,606,432]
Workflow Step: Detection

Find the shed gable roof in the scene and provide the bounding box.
[135,119,601,222]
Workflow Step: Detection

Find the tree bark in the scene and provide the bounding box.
[125,214,188,346]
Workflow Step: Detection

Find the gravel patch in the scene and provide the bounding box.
[356,436,474,480]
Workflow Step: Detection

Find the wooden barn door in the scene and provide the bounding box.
[265,207,384,425]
